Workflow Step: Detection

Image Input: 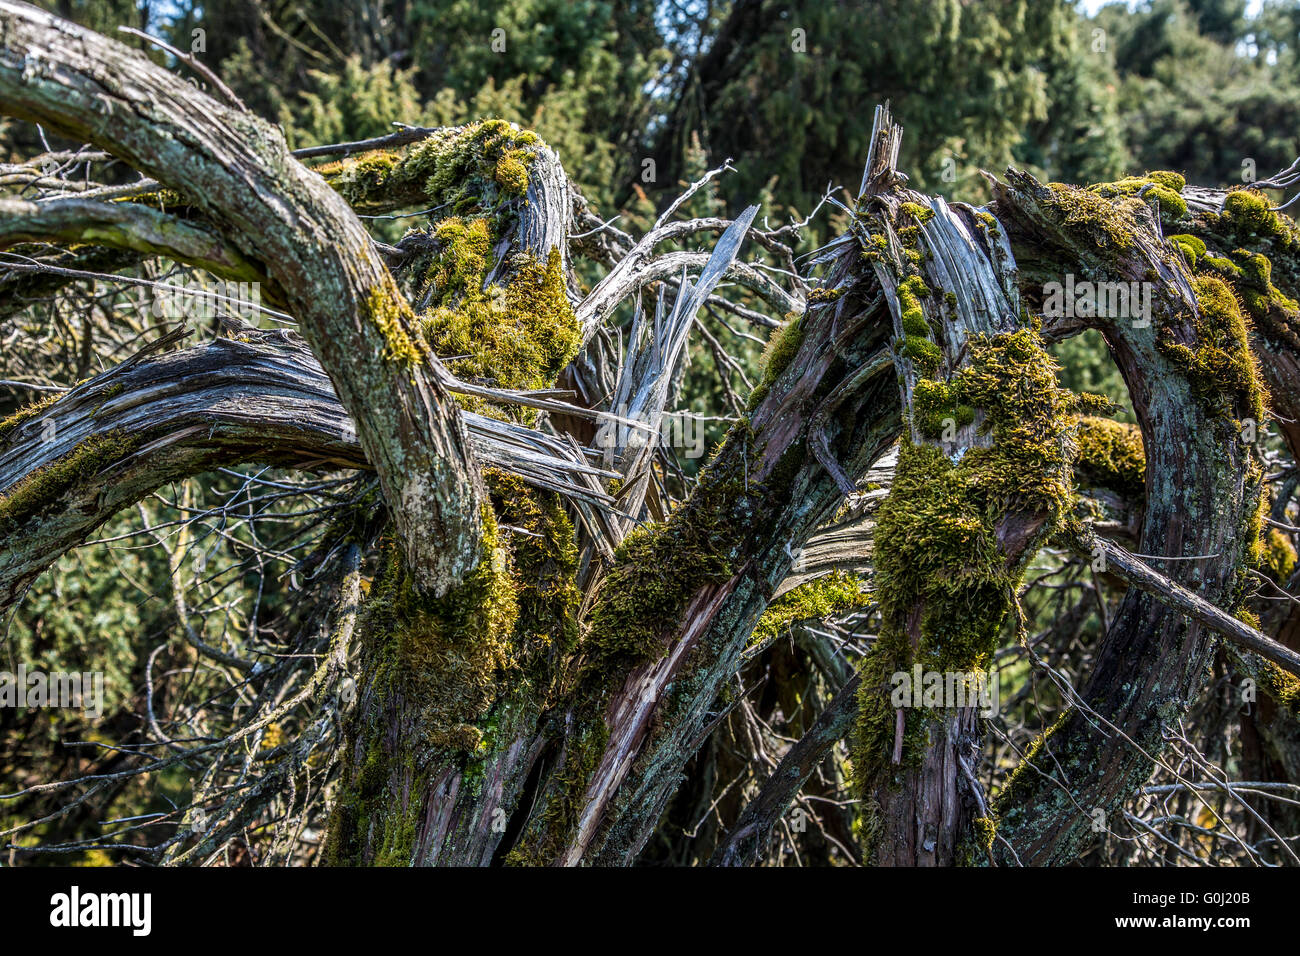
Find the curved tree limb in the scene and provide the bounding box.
[0,1,482,596]
[0,196,266,282]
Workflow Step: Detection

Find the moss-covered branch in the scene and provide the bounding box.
[0,196,267,283]
[0,1,484,598]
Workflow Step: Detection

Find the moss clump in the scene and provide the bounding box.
[319,149,397,207]
[1259,528,1297,582]
[1156,274,1266,423]
[583,421,791,676]
[506,464,740,863]
[1259,661,1300,716]
[853,328,1077,800]
[900,337,941,375]
[899,202,934,224]
[584,513,734,672]
[994,711,1068,812]
[1168,233,1206,268]
[324,513,517,864]
[1148,170,1186,192]
[424,216,493,301]
[895,275,943,375]
[911,377,975,439]
[1221,189,1297,247]
[853,626,929,793]
[319,119,542,216]
[1091,173,1188,223]
[360,512,519,752]
[364,283,425,367]
[898,275,931,337]
[322,735,421,866]
[748,315,804,408]
[1074,415,1146,499]
[1203,255,1242,278]
[493,148,532,196]
[0,392,60,440]
[750,572,866,646]
[1042,182,1141,253]
[488,471,581,699]
[860,231,889,264]
[1223,248,1299,325]
[421,121,539,211]
[421,247,580,414]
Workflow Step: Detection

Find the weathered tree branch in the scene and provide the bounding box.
[0,0,482,596]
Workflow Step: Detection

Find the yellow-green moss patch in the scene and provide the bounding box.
[1074,415,1145,499]
[751,571,866,646]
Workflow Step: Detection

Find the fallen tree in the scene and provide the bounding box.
[1,3,1298,866]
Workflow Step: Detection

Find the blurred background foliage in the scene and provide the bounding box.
[27,0,1297,416]
[26,1,1300,216]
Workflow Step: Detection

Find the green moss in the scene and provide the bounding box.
[494,148,532,196]
[895,275,943,375]
[807,286,843,304]
[1221,189,1297,247]
[319,119,543,216]
[488,471,581,697]
[0,392,60,440]
[759,316,805,382]
[750,572,866,646]
[1243,463,1268,571]
[503,717,608,867]
[898,275,931,337]
[1156,274,1266,423]
[511,420,811,863]
[1204,255,1242,278]
[505,466,752,865]
[911,378,975,439]
[897,337,936,375]
[1042,182,1140,253]
[1074,415,1145,499]
[1090,173,1188,223]
[323,508,526,865]
[899,202,934,224]
[969,814,998,861]
[1146,170,1186,193]
[748,315,805,408]
[364,283,425,367]
[1259,528,1297,582]
[994,711,1068,811]
[363,512,519,751]
[426,216,493,301]
[1260,661,1300,715]
[1225,249,1299,324]
[860,231,889,264]
[0,430,139,533]
[585,516,734,672]
[853,328,1077,803]
[581,422,790,682]
[421,247,580,417]
[1168,233,1206,268]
